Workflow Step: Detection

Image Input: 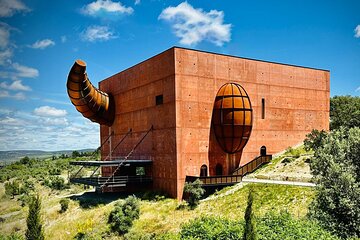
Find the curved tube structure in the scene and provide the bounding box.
[67,60,115,126]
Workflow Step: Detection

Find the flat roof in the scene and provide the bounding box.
[173,46,330,72]
[70,159,152,167]
[101,46,329,83]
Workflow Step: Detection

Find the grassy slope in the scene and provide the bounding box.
[0,183,314,239]
[0,148,315,239]
[253,146,313,182]
[129,183,314,237]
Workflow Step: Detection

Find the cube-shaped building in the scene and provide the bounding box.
[68,47,330,199]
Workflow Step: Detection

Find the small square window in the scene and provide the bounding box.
[156,95,163,105]
[136,167,145,176]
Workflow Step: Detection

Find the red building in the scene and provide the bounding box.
[68,47,329,199]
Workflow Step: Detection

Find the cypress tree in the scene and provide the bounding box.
[25,194,44,240]
[243,188,257,240]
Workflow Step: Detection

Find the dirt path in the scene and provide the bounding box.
[242,177,316,187]
[55,189,95,199]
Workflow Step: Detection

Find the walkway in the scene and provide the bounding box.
[242,177,316,187]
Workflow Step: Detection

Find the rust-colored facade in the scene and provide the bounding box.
[97,47,329,199]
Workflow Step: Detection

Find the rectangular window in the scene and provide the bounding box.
[261,98,265,119]
[156,95,163,105]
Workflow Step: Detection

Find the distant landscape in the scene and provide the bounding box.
[0,149,96,164]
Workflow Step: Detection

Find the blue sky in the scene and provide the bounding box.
[0,0,359,151]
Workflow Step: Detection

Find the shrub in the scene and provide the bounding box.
[59,198,70,213]
[49,168,61,175]
[25,194,44,240]
[257,211,339,240]
[309,127,360,238]
[183,179,205,209]
[281,157,294,164]
[108,195,140,235]
[284,147,301,158]
[49,176,67,190]
[19,194,31,207]
[141,190,168,201]
[180,216,243,240]
[5,180,20,198]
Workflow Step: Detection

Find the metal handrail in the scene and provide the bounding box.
[186,154,272,186]
[99,126,153,189]
[232,155,272,176]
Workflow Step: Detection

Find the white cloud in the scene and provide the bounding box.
[356,86,360,92]
[13,92,25,100]
[355,25,360,38]
[81,0,133,16]
[29,39,55,49]
[0,108,100,151]
[0,90,26,100]
[81,25,117,42]
[33,106,67,117]
[0,48,12,65]
[12,62,39,78]
[0,116,25,126]
[0,80,31,91]
[0,0,30,17]
[42,117,69,126]
[0,24,10,48]
[0,90,9,97]
[134,0,140,5]
[159,2,231,46]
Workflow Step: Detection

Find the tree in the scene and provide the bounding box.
[5,180,20,198]
[26,194,44,240]
[20,156,30,164]
[108,195,140,235]
[304,129,328,151]
[49,176,66,190]
[72,151,80,158]
[243,188,257,240]
[183,179,205,209]
[309,127,360,238]
[59,198,70,213]
[330,95,360,130]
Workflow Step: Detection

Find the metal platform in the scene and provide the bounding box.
[69,159,152,167]
[70,175,152,187]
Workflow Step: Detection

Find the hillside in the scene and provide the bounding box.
[0,147,342,239]
[251,146,313,182]
[0,149,96,164]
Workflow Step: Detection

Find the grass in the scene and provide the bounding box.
[252,145,314,182]
[127,183,315,237]
[0,182,315,239]
[0,150,316,239]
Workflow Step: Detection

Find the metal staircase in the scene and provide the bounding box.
[69,126,154,190]
[186,154,272,187]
